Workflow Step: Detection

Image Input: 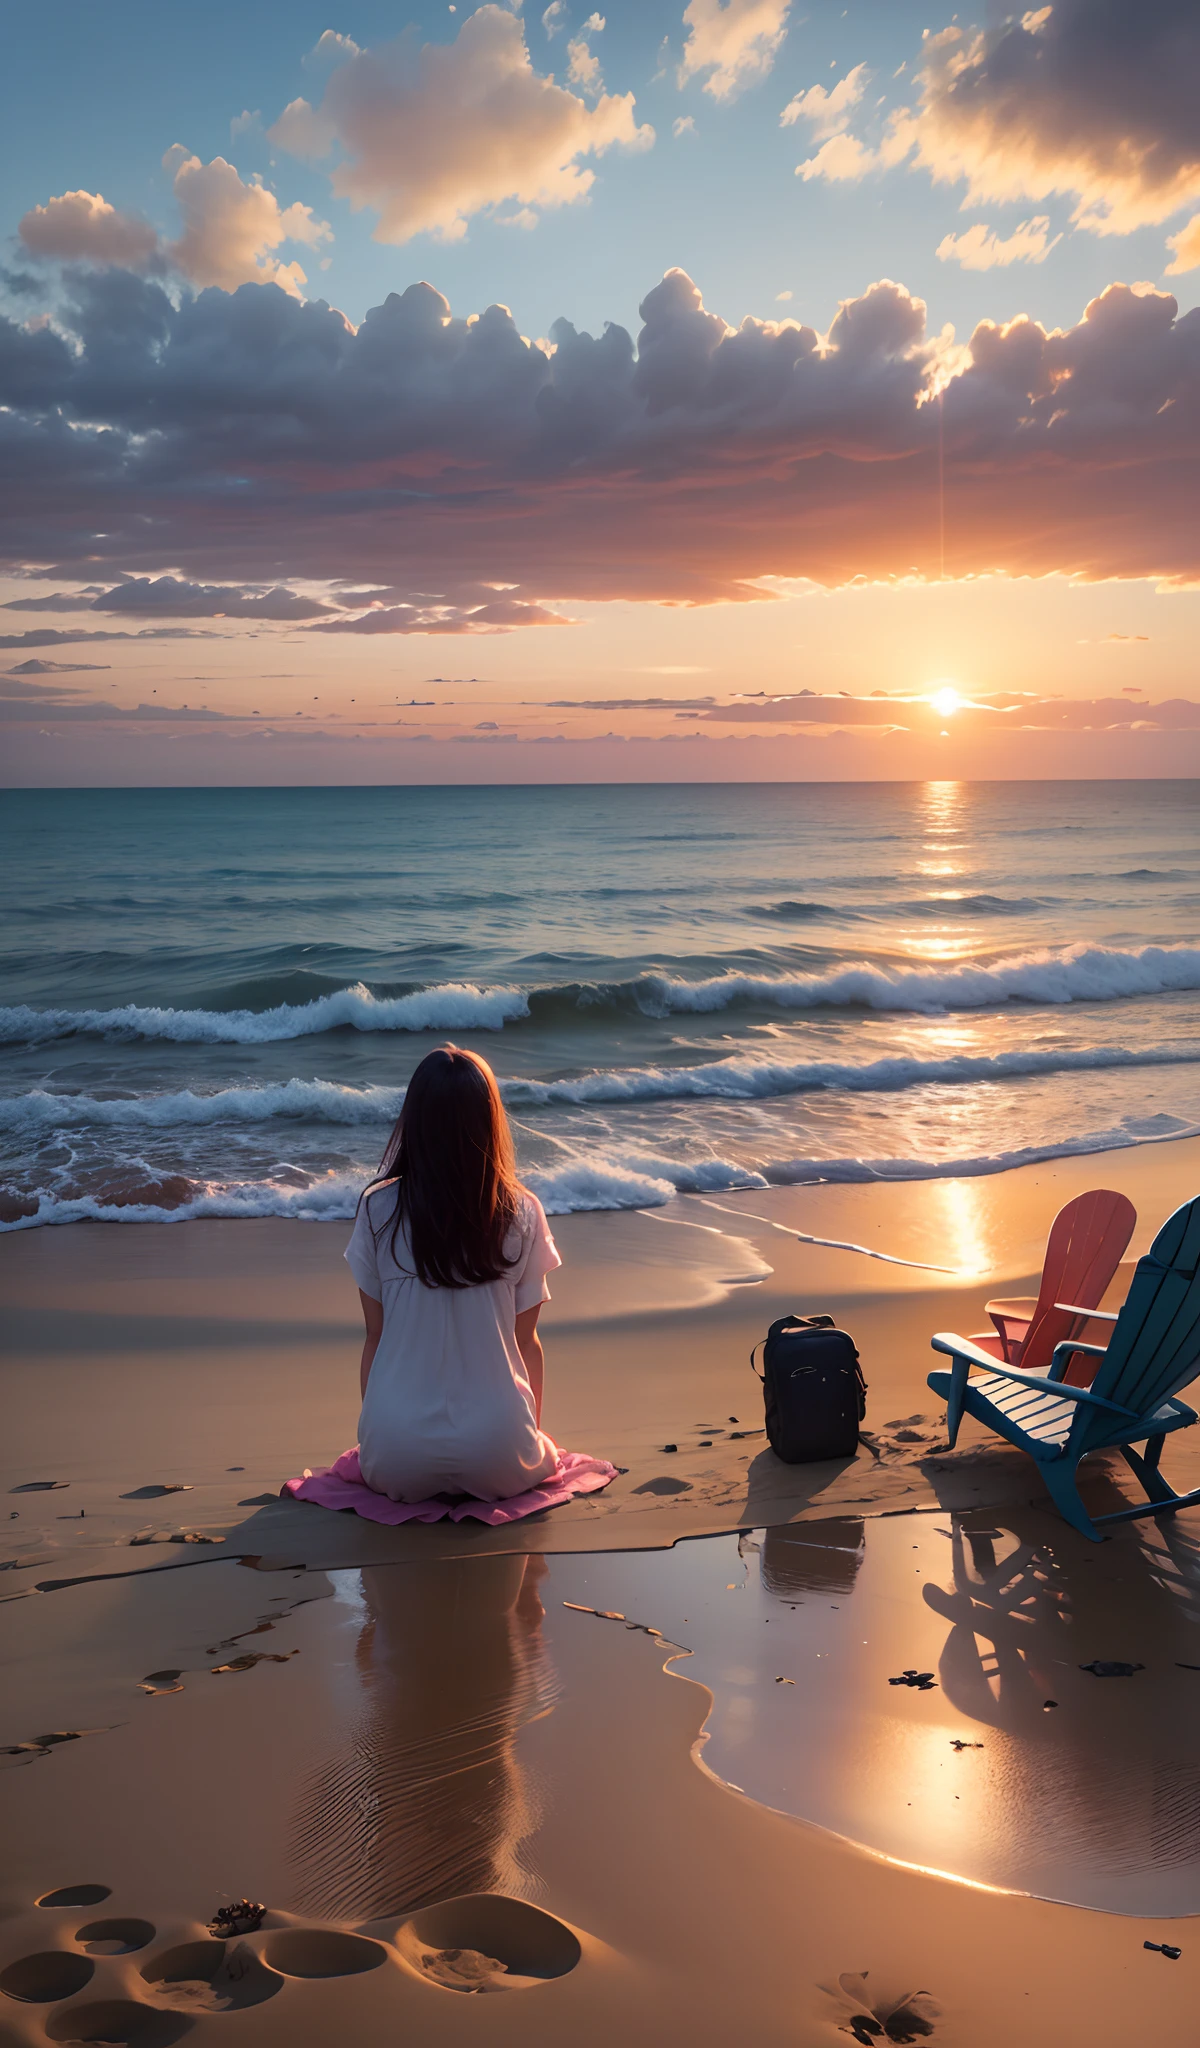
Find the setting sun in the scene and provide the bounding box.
[929,685,962,718]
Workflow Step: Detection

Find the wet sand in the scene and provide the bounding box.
[3,1139,1200,2043]
[2,1535,1198,2046]
[5,1136,1200,1581]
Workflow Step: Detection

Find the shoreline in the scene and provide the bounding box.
[6,1114,1200,1234]
[5,1134,1200,1579]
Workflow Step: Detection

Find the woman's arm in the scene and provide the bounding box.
[515,1303,545,1427]
[359,1290,384,1400]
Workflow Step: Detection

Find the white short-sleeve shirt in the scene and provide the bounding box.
[345,1183,562,1502]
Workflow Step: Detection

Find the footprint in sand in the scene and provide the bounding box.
[261,1930,386,1978]
[120,1486,194,1500]
[418,1947,513,1992]
[139,1671,185,1695]
[142,1939,282,2011]
[0,1951,95,2003]
[37,1885,111,1909]
[76,1918,156,1956]
[4,1731,105,1761]
[825,1971,941,2043]
[46,1998,192,2045]
[210,1650,298,1675]
[395,1894,581,1992]
[632,1476,693,1496]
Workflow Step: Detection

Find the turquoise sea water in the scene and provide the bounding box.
[2,780,1199,1227]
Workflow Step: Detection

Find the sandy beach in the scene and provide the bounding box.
[4,1137,1200,2044]
[7,0,1200,2026]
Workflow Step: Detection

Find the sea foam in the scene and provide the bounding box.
[0,981,529,1046]
[3,1037,1198,1134]
[636,943,1200,1017]
[6,1120,1197,1231]
[2,942,1199,1047]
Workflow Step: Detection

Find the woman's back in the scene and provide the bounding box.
[347,1170,562,1503]
[286,1047,615,1527]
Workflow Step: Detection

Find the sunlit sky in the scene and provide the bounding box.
[3,0,1199,782]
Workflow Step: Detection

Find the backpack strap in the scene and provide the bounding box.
[751,1313,837,1378]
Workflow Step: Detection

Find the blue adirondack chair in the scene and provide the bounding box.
[928,1195,1200,1541]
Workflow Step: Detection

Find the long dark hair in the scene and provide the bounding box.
[366,1045,523,1289]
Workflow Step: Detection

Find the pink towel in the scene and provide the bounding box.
[283,1445,619,1526]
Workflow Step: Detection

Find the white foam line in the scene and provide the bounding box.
[688,1197,960,1273]
[791,1230,959,1274]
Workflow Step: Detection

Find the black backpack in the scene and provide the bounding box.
[751,1313,866,1464]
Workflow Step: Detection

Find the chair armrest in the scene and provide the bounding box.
[931,1333,1137,1417]
[932,1330,1017,1373]
[1053,1303,1119,1322]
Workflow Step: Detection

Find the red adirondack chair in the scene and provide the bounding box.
[972,1188,1136,1386]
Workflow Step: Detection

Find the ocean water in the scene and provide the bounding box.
[2,780,1198,1229]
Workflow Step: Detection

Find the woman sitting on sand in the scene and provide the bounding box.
[344,1044,562,1504]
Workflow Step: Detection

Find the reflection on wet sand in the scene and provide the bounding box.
[760,1519,865,1601]
[292,1554,556,1920]
[561,1502,1200,1910]
[924,1508,1200,1897]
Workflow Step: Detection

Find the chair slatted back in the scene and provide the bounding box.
[1076,1197,1200,1448]
[1020,1188,1135,1374]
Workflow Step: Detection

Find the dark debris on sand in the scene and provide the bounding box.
[209,1900,265,1936]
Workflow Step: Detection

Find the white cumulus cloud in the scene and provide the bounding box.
[1165,213,1200,274]
[163,149,331,294]
[567,11,604,92]
[269,5,652,244]
[780,63,869,137]
[797,132,875,183]
[679,0,792,102]
[18,191,162,271]
[303,30,362,70]
[19,156,330,299]
[936,215,1062,270]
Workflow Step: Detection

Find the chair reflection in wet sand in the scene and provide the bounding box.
[925,1510,1200,1731]
[920,1512,1200,1901]
[922,1520,1077,1731]
[291,1553,556,1921]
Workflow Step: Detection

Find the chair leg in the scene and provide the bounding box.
[945,1373,968,1449]
[1121,1439,1178,1507]
[1041,1459,1102,1543]
[1091,1439,1200,1527]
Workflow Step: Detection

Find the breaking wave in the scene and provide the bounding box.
[0,982,529,1046]
[3,942,1199,1046]
[637,944,1200,1017]
[5,1037,1200,1133]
